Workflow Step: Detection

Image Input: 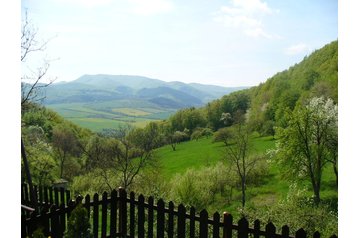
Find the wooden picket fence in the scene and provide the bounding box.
[22,186,338,238]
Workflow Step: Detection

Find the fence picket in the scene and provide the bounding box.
[137,194,145,238]
[60,188,65,206]
[168,201,174,238]
[93,193,99,238]
[49,187,53,204]
[66,190,71,205]
[213,212,220,238]
[295,228,307,238]
[157,199,165,238]
[54,187,59,206]
[190,206,196,237]
[38,186,43,205]
[85,194,91,219]
[110,189,118,237]
[177,204,186,238]
[223,212,233,238]
[253,220,260,238]
[148,196,154,238]
[44,186,49,205]
[238,217,249,238]
[119,188,127,237]
[101,192,108,238]
[130,192,135,238]
[282,225,290,238]
[314,231,321,238]
[199,209,208,238]
[265,222,276,238]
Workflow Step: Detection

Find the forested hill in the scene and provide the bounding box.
[202,40,338,134]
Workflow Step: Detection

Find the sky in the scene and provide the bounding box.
[20,0,337,87]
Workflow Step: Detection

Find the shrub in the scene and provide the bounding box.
[65,204,92,238]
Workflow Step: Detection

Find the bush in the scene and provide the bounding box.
[65,204,92,238]
[239,184,338,237]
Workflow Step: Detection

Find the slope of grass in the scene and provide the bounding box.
[153,135,337,212]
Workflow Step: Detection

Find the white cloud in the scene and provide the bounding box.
[214,0,278,39]
[128,0,174,16]
[284,43,311,55]
[54,0,113,8]
[232,0,275,15]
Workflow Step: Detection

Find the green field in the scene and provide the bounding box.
[152,135,337,214]
[46,102,175,132]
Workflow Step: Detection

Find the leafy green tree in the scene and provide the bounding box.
[212,127,234,146]
[93,127,153,190]
[224,125,262,207]
[275,97,338,204]
[52,123,81,179]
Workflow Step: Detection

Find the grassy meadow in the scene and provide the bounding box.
[46,102,174,131]
[149,135,337,215]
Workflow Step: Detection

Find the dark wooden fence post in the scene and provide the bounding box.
[177,204,186,238]
[85,194,91,219]
[213,212,220,238]
[282,225,290,238]
[238,217,249,238]
[313,231,321,238]
[137,194,145,238]
[49,187,53,205]
[118,188,127,238]
[60,188,65,206]
[101,192,108,238]
[295,228,307,238]
[223,212,233,238]
[110,189,118,237]
[54,187,59,206]
[50,205,60,238]
[157,199,165,238]
[168,201,174,238]
[44,186,49,206]
[253,220,260,238]
[93,193,99,238]
[190,207,196,237]
[59,203,66,236]
[265,222,276,238]
[129,192,136,238]
[148,196,154,238]
[199,209,209,238]
[66,190,71,205]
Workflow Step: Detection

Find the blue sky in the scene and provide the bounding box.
[21,0,337,87]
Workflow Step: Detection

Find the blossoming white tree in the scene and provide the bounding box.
[275,97,338,204]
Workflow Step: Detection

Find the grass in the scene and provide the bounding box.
[152,135,337,212]
[46,102,174,132]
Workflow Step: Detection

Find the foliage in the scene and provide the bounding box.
[65,204,92,238]
[169,163,236,210]
[274,97,338,204]
[212,127,234,146]
[241,184,337,238]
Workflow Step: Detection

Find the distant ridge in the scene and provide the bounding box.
[42,74,248,107]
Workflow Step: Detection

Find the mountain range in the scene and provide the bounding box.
[43,75,246,108]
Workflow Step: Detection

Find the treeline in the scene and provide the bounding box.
[164,40,338,137]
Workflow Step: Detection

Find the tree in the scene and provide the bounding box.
[212,127,234,146]
[21,10,55,110]
[275,97,338,204]
[52,123,80,179]
[95,127,153,190]
[224,125,261,207]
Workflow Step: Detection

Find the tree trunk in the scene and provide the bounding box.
[241,178,246,207]
[313,183,320,205]
[333,163,338,188]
